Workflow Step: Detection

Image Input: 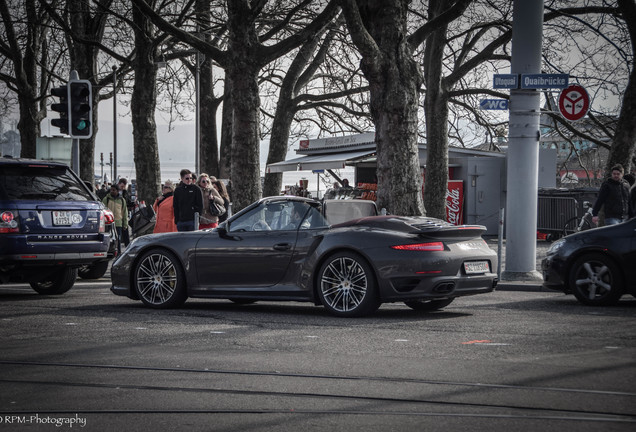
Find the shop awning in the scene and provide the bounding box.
[266,149,376,173]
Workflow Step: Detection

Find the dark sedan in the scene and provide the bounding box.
[111,196,498,317]
[542,218,636,305]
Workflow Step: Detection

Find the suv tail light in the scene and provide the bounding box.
[99,211,106,233]
[103,209,115,225]
[0,210,20,233]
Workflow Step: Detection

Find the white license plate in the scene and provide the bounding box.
[53,211,72,226]
[464,261,489,274]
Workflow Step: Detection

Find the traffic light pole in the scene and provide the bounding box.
[72,138,80,175]
[70,71,80,175]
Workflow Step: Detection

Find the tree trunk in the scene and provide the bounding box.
[263,106,294,197]
[131,0,161,206]
[349,0,425,215]
[218,74,233,181]
[227,0,262,211]
[17,97,39,158]
[197,0,220,178]
[423,0,450,220]
[68,0,97,184]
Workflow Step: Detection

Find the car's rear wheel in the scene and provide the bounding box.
[404,298,454,311]
[78,261,109,279]
[317,252,380,317]
[30,268,77,295]
[569,253,623,306]
[134,249,187,308]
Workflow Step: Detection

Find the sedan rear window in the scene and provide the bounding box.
[0,165,94,201]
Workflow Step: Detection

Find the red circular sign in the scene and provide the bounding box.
[558,84,590,121]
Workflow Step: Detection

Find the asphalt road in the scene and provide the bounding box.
[1,279,635,432]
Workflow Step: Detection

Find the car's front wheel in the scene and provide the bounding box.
[30,268,77,295]
[317,252,380,317]
[569,253,624,306]
[134,249,187,308]
[404,298,454,311]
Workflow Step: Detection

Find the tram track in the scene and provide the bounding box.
[1,360,635,423]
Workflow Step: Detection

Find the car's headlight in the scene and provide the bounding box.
[546,238,566,255]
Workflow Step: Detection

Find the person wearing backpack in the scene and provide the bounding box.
[102,184,128,254]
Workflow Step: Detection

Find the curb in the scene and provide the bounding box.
[495,281,553,292]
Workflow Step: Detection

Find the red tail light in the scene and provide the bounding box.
[390,242,444,251]
[0,211,19,233]
[103,209,115,225]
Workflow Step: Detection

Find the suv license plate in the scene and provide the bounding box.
[53,211,73,226]
[464,261,489,274]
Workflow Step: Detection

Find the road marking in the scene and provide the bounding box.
[463,340,491,344]
[394,339,409,342]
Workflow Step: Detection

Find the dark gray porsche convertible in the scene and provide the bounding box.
[111,196,498,317]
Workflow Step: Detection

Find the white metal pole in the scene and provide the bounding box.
[502,0,543,281]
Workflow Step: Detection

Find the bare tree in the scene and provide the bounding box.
[262,17,371,197]
[130,0,340,211]
[0,0,52,157]
[607,0,636,172]
[340,0,474,215]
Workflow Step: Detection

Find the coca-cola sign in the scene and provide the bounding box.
[445,180,464,225]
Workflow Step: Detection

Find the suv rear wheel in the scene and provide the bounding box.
[30,268,78,295]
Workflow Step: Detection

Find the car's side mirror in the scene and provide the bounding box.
[216,224,234,239]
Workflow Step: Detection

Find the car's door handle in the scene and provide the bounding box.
[273,243,291,251]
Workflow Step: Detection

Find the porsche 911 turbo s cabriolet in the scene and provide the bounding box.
[110,196,498,317]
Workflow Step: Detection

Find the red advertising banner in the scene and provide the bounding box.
[445,180,464,225]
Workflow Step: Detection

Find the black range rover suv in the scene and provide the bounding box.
[0,157,112,294]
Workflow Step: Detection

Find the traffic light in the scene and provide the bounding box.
[50,84,69,134]
[68,80,93,138]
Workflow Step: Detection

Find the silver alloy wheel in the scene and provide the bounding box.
[569,253,623,306]
[320,256,368,313]
[136,252,179,306]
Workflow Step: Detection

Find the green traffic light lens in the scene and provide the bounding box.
[76,120,87,131]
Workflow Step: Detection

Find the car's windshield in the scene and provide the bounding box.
[229,201,328,232]
[0,165,94,201]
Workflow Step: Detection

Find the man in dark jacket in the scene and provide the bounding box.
[592,164,631,226]
[173,169,203,231]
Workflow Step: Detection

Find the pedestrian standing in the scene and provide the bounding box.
[591,164,631,226]
[173,169,203,232]
[153,180,177,233]
[117,178,135,246]
[102,185,128,254]
[212,179,231,223]
[197,173,224,229]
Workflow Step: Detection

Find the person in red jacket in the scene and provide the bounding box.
[152,180,178,233]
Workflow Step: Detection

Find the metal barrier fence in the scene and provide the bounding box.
[537,188,598,238]
[537,196,578,234]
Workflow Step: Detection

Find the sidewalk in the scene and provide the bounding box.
[485,238,554,292]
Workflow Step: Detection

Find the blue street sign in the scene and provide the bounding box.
[493,74,518,89]
[520,73,569,89]
[480,99,509,110]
